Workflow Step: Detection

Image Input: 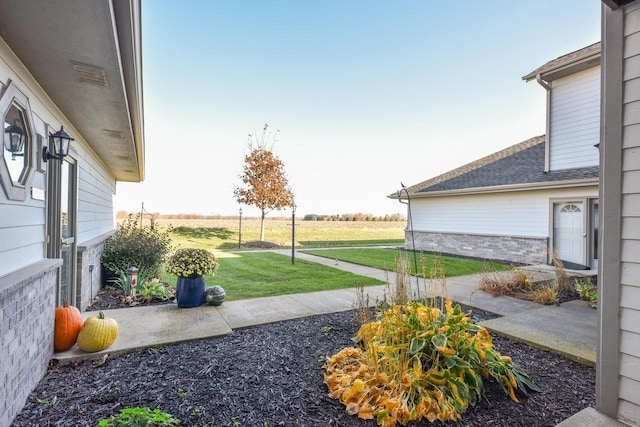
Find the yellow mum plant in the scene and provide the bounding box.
[165,248,219,278]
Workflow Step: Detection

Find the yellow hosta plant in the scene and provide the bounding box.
[165,248,219,278]
[324,299,540,426]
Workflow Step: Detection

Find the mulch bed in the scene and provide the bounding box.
[242,240,283,249]
[14,300,595,427]
[85,285,176,311]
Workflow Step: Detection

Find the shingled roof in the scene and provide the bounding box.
[393,135,598,198]
[522,42,601,82]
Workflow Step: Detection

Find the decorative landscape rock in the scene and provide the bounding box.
[205,285,226,305]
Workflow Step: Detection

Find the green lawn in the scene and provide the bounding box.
[300,248,513,277]
[163,251,384,301]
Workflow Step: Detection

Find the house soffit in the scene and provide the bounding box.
[0,0,144,182]
[602,0,636,9]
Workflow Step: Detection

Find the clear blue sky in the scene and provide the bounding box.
[115,0,601,217]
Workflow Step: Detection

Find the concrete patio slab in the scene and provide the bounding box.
[215,294,318,329]
[53,303,232,363]
[289,288,358,314]
[479,300,597,366]
[556,407,627,427]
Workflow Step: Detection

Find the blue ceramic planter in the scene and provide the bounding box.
[176,275,205,308]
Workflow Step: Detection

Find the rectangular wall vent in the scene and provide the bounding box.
[71,62,109,88]
[103,129,124,139]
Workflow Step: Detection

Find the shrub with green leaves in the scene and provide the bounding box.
[575,279,597,307]
[325,299,540,426]
[96,406,180,426]
[102,215,172,278]
[138,278,174,301]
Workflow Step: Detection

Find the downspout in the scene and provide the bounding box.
[536,74,552,173]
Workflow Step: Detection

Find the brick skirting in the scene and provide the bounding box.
[406,231,548,265]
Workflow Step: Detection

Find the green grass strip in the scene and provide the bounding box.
[190,252,383,301]
[296,239,404,248]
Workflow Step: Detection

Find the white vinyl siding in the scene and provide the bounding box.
[549,66,601,171]
[0,38,116,277]
[409,187,598,238]
[77,156,115,244]
[0,204,45,277]
[618,3,640,423]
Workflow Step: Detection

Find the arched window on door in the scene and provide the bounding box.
[560,204,582,213]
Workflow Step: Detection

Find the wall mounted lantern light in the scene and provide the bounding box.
[43,126,74,162]
[4,119,25,160]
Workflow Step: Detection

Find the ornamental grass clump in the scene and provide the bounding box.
[165,248,219,278]
[479,267,531,296]
[325,257,540,426]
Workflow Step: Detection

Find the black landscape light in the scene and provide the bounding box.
[238,207,243,249]
[43,126,73,162]
[291,203,297,264]
[127,267,139,296]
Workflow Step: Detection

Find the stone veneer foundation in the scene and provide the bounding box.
[406,231,548,265]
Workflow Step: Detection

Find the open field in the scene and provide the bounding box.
[122,217,406,250]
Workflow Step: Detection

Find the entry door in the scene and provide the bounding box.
[47,157,78,306]
[553,203,584,266]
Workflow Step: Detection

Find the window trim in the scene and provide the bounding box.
[0,81,37,201]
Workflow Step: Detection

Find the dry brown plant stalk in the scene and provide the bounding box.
[354,281,371,327]
[429,255,448,311]
[394,250,412,305]
[550,251,572,295]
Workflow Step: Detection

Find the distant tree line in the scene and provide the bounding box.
[115,211,406,222]
[115,211,240,220]
[303,213,405,222]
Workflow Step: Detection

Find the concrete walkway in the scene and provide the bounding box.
[52,250,614,426]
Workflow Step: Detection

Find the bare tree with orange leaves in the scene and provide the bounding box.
[234,124,294,241]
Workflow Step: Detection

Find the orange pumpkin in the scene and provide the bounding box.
[54,300,83,352]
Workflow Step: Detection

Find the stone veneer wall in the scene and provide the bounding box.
[407,230,548,265]
[0,259,61,427]
[76,233,111,310]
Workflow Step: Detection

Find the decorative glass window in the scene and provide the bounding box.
[0,81,36,201]
[560,204,581,213]
[3,103,29,183]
